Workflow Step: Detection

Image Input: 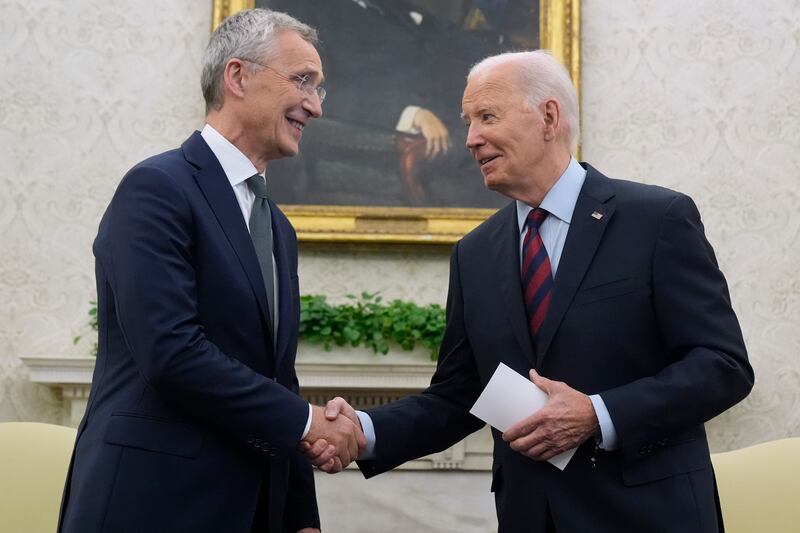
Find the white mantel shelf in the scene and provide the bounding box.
[21,347,492,471]
[22,353,436,391]
[22,355,96,385]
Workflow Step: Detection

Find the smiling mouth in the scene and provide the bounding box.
[478,155,499,167]
[287,118,305,131]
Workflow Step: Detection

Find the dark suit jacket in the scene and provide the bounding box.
[359,164,753,532]
[269,0,458,126]
[58,132,318,533]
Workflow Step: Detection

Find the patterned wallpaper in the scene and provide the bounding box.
[1,0,797,451]
[0,0,209,421]
[581,0,800,449]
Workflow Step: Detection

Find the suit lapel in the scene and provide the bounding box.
[490,204,537,367]
[535,165,616,366]
[182,133,273,339]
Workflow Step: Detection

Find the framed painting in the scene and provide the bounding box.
[211,0,580,244]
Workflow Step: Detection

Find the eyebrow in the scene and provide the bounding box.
[289,66,323,85]
[302,69,324,84]
[461,107,493,123]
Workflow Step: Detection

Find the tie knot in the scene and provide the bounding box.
[526,208,549,231]
[246,175,268,199]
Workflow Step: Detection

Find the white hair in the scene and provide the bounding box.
[470,50,580,152]
[201,9,318,113]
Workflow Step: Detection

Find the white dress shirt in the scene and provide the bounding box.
[200,124,313,439]
[515,157,618,451]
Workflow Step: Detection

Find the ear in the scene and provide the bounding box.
[222,58,249,100]
[541,98,561,142]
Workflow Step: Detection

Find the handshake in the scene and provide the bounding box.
[299,397,363,473]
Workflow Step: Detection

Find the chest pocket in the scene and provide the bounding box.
[572,275,649,307]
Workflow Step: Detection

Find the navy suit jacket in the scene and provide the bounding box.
[359,164,753,532]
[59,132,318,533]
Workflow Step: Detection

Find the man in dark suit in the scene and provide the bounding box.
[58,9,363,533]
[310,51,754,532]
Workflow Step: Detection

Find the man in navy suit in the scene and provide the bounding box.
[311,51,754,532]
[58,9,363,533]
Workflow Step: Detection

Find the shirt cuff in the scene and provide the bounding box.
[396,105,422,133]
[300,403,313,440]
[356,410,376,459]
[589,394,618,451]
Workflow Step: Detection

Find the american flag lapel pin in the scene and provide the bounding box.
[591,211,604,220]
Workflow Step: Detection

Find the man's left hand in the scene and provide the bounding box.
[502,370,599,461]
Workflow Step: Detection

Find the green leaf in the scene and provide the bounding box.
[298,292,446,359]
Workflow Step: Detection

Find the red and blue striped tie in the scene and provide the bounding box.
[521,208,553,337]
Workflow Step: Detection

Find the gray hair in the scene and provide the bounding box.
[201,9,318,113]
[470,50,580,152]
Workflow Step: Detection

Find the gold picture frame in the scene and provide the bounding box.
[211,0,580,245]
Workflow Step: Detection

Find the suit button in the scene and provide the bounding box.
[267,449,277,458]
[246,435,255,444]
[638,446,647,456]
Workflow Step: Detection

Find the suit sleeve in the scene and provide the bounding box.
[600,194,754,450]
[106,165,309,457]
[283,373,320,532]
[358,244,485,477]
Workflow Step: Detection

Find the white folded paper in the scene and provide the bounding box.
[470,362,577,470]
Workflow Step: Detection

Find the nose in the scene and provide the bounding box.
[465,123,484,151]
[303,92,323,119]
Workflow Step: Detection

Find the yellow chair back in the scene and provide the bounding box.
[0,422,76,533]
[712,438,800,533]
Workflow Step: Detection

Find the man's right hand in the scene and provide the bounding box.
[301,403,365,471]
[299,398,363,473]
[412,108,451,158]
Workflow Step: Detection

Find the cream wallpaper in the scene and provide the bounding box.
[1,0,798,452]
[581,0,800,449]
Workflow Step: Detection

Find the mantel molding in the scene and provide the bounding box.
[21,356,95,385]
[21,348,491,471]
[21,353,436,390]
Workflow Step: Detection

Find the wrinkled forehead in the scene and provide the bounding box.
[462,68,524,113]
[270,30,325,83]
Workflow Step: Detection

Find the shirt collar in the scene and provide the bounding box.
[200,123,261,187]
[516,157,587,233]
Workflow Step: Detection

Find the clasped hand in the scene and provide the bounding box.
[502,369,599,461]
[299,400,364,473]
